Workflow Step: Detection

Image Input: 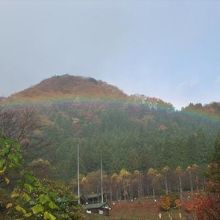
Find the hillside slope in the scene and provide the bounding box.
[1,74,220,180]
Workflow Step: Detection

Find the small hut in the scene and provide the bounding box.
[81,194,111,216]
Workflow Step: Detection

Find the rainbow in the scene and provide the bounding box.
[181,108,220,122]
[1,95,220,123]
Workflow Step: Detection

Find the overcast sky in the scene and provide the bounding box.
[0,0,220,108]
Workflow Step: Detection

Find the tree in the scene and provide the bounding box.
[111,173,122,201]
[213,132,220,163]
[28,158,56,180]
[175,166,183,200]
[131,170,143,198]
[147,168,159,199]
[0,135,82,219]
[186,165,193,194]
[0,135,22,186]
[192,134,220,220]
[0,106,39,143]
[161,166,170,195]
[192,164,200,192]
[207,132,220,191]
[119,169,131,200]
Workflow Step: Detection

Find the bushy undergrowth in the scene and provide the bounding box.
[0,135,83,220]
[158,193,180,211]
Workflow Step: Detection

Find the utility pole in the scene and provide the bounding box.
[100,153,104,203]
[77,143,80,204]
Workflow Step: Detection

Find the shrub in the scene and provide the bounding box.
[159,196,171,211]
[159,193,180,211]
[0,135,82,220]
[8,173,82,219]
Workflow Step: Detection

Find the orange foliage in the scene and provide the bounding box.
[183,195,220,220]
[159,196,171,211]
[175,199,182,208]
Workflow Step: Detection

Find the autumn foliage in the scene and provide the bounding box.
[158,194,180,211]
[183,195,220,220]
[159,196,171,211]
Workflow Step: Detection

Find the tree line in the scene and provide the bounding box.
[1,101,220,181]
[74,164,206,202]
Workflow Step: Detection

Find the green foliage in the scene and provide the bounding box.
[31,204,44,214]
[1,101,220,180]
[206,132,220,193]
[44,211,56,220]
[9,173,82,219]
[36,102,220,179]
[0,135,22,185]
[213,132,220,162]
[0,136,82,219]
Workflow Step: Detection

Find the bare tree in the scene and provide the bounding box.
[0,105,40,143]
[162,166,170,195]
[175,166,184,200]
[147,168,158,199]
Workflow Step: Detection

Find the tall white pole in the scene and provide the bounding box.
[77,143,80,204]
[101,153,104,203]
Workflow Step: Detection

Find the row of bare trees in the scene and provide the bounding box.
[75,164,204,202]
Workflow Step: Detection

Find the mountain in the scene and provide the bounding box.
[130,94,174,110]
[9,74,128,101]
[1,74,220,180]
[183,102,220,117]
[6,74,174,110]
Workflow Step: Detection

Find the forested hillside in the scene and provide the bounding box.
[1,75,220,181]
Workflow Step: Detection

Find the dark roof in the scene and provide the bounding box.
[83,202,109,210]
[85,193,101,199]
[83,193,102,199]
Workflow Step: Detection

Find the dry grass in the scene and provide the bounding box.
[84,198,190,220]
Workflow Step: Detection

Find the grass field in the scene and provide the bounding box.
[84,199,192,220]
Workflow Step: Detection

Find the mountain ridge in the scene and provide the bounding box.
[5,74,174,109]
[9,74,128,101]
[2,74,220,114]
